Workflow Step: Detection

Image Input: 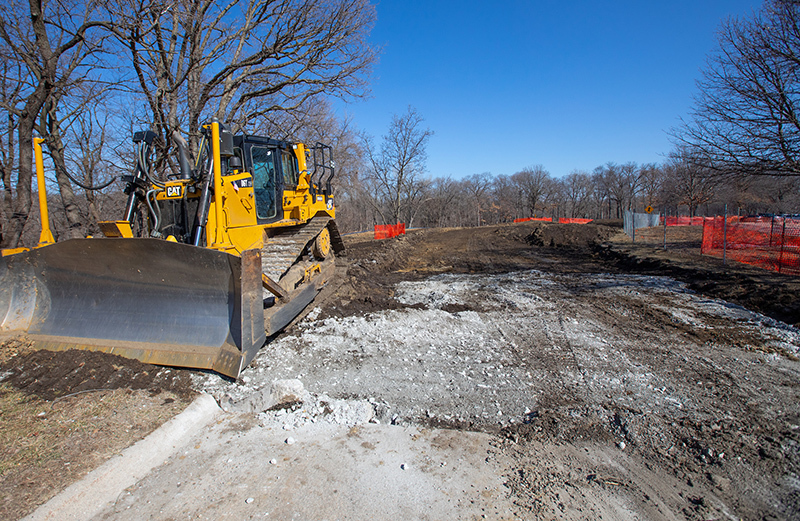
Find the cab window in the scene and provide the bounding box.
[281,150,299,187]
[250,146,277,219]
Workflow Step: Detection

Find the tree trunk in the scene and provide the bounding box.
[85,188,101,233]
[0,167,10,246]
[3,115,37,248]
[48,134,85,239]
[0,112,15,246]
[41,102,85,239]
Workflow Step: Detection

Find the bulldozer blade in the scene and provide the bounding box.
[263,255,337,337]
[265,283,317,337]
[0,239,266,379]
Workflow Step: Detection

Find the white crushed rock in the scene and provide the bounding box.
[199,377,375,428]
[193,270,800,429]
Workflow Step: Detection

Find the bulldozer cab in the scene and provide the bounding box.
[235,137,301,224]
[124,125,336,252]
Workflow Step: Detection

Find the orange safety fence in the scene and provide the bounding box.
[558,218,593,224]
[701,217,800,275]
[513,217,552,223]
[374,223,406,240]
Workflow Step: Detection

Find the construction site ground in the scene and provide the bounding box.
[2,221,799,520]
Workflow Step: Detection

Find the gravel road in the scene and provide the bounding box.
[17,223,800,520]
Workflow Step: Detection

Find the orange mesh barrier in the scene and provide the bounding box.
[701,217,800,275]
[374,223,406,240]
[513,217,552,223]
[558,218,593,224]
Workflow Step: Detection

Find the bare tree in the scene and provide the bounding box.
[620,162,644,210]
[65,96,127,234]
[662,150,718,217]
[414,176,461,228]
[512,165,550,217]
[116,0,377,170]
[562,170,592,218]
[362,107,433,225]
[593,162,645,217]
[463,172,492,226]
[41,99,86,239]
[491,174,522,222]
[638,163,663,208]
[0,0,109,247]
[0,60,23,244]
[677,0,800,177]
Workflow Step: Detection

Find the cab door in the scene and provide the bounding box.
[280,148,313,221]
[247,144,280,222]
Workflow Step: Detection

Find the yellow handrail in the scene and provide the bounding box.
[34,138,55,246]
[210,121,231,249]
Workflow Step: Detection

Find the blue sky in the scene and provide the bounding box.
[339,0,764,179]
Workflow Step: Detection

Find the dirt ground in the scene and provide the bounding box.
[329,222,800,329]
[0,340,196,520]
[270,222,800,519]
[604,224,800,328]
[2,221,800,520]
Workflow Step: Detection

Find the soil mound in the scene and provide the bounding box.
[0,347,195,401]
[525,222,619,248]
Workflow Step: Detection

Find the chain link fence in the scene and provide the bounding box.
[623,210,660,239]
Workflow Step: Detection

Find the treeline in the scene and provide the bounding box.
[335,138,800,233]
[18,109,800,243]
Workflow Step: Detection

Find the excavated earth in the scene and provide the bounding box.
[2,221,800,520]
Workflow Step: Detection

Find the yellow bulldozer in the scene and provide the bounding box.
[0,119,343,378]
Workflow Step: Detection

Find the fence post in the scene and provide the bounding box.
[723,204,728,266]
[663,207,667,250]
[779,217,786,274]
[770,216,775,248]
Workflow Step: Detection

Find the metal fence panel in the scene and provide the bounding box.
[624,211,660,238]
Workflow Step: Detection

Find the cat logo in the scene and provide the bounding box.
[165,185,183,198]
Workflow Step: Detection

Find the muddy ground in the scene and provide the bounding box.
[2,221,800,520]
